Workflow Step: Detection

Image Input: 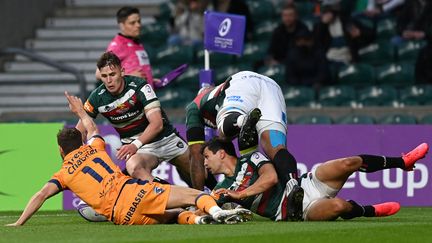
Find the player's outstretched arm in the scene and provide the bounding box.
[65,91,99,140]
[5,183,59,226]
[224,163,278,200]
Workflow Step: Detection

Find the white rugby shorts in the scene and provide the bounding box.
[121,132,188,162]
[217,71,288,136]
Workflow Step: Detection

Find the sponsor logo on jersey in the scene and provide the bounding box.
[115,103,129,114]
[176,141,184,148]
[84,101,95,113]
[142,84,156,100]
[110,110,140,121]
[154,187,165,194]
[227,95,243,103]
[97,89,106,95]
[129,82,137,88]
[122,189,146,224]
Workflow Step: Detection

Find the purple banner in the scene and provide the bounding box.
[63,125,432,209]
[204,11,245,55]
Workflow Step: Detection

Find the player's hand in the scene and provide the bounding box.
[5,222,21,227]
[116,144,138,161]
[223,190,245,200]
[65,91,84,114]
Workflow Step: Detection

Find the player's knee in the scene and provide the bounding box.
[217,112,242,138]
[331,198,350,214]
[339,157,362,172]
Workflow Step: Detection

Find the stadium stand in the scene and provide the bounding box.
[0,0,161,114]
[336,114,375,124]
[318,85,356,107]
[378,114,418,124]
[294,114,333,124]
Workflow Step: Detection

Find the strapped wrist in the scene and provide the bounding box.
[131,139,143,149]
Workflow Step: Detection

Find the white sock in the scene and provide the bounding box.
[194,216,202,224]
[208,206,222,216]
[236,115,246,127]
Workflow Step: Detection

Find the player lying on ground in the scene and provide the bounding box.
[186,71,298,190]
[202,137,429,221]
[5,92,252,226]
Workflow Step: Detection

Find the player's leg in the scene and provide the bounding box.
[169,148,193,187]
[314,156,363,190]
[177,210,216,225]
[305,198,353,221]
[305,198,400,221]
[340,200,401,220]
[166,186,252,223]
[126,153,158,181]
[259,129,298,184]
[358,143,429,172]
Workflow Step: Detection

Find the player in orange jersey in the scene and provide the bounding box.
[5,92,252,226]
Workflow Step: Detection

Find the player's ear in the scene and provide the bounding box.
[218,149,225,159]
[58,146,65,159]
[120,68,125,77]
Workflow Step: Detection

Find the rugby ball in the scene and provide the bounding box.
[77,202,108,222]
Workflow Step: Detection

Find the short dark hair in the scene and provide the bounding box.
[97,51,122,70]
[116,6,140,23]
[282,3,297,12]
[57,127,83,156]
[202,137,237,157]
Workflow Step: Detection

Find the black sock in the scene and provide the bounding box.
[221,112,241,138]
[121,168,130,176]
[272,149,298,185]
[358,155,404,173]
[205,172,218,190]
[363,205,376,217]
[340,200,375,219]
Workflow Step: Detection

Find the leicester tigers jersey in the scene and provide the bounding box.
[84,75,175,140]
[213,152,289,221]
[185,81,228,143]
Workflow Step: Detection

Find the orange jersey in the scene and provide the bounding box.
[49,136,128,219]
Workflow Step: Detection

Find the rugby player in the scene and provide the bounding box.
[186,71,298,190]
[5,92,252,226]
[202,137,429,221]
[82,51,191,186]
[95,6,159,88]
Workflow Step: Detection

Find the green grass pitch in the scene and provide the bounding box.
[1,208,432,243]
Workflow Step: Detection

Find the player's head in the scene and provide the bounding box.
[57,127,83,158]
[97,52,125,95]
[201,137,237,174]
[117,6,141,38]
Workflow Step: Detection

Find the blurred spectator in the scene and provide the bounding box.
[393,0,432,45]
[211,0,254,41]
[313,0,375,65]
[168,0,206,46]
[351,0,405,17]
[267,4,309,65]
[96,6,158,88]
[415,37,432,84]
[285,29,331,89]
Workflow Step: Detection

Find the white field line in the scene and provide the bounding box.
[0,214,72,218]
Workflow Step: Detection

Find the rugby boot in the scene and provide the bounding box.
[212,208,253,224]
[373,202,401,217]
[233,208,253,222]
[285,179,304,221]
[196,214,218,224]
[238,108,262,155]
[402,143,429,171]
